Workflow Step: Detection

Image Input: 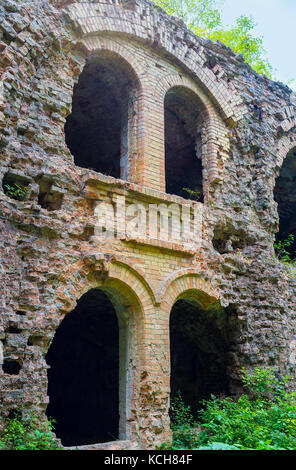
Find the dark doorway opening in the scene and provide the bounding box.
[164,87,204,202]
[46,288,119,446]
[274,147,296,260]
[170,298,235,417]
[65,52,138,179]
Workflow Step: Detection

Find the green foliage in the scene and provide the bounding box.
[198,367,296,450]
[4,183,28,201]
[202,15,273,78]
[154,0,222,30]
[0,410,62,450]
[162,367,296,450]
[170,390,194,426]
[161,391,201,449]
[274,234,296,264]
[241,365,290,399]
[153,0,274,78]
[182,187,202,201]
[195,441,241,450]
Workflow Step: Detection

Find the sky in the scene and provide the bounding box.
[220,0,296,89]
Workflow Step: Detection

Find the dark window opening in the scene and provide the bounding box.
[3,360,22,375]
[170,298,235,417]
[8,326,22,334]
[274,147,296,260]
[37,177,64,211]
[65,52,138,179]
[46,288,119,447]
[164,87,204,202]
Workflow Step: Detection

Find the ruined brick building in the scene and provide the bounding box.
[0,0,296,450]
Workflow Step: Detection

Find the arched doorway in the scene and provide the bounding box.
[65,51,140,180]
[164,86,205,202]
[170,295,237,416]
[274,146,296,260]
[46,288,122,446]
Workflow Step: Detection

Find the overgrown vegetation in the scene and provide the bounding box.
[274,234,296,265]
[160,367,296,450]
[4,183,28,201]
[0,409,62,450]
[153,0,274,78]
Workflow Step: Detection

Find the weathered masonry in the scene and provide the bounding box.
[0,0,296,450]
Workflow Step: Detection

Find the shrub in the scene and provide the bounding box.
[159,391,201,450]
[198,367,296,450]
[0,409,62,450]
[274,234,296,264]
[170,391,194,427]
[162,367,296,450]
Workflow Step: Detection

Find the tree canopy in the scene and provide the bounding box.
[153,0,274,79]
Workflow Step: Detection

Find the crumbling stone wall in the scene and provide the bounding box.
[0,0,296,450]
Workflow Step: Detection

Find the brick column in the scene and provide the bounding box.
[136,92,166,192]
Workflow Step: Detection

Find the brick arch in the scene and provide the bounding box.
[157,76,229,189]
[47,255,156,442]
[272,134,296,259]
[113,259,158,305]
[157,269,219,313]
[54,255,155,319]
[72,37,236,125]
[75,36,145,92]
[60,1,244,123]
[154,73,227,125]
[66,40,229,189]
[274,134,296,169]
[271,134,296,209]
[63,37,148,183]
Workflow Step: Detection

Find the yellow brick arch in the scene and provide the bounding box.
[48,254,160,440]
[60,0,244,123]
[154,73,230,187]
[54,254,157,321]
[157,268,220,314]
[74,36,146,92]
[154,73,223,122]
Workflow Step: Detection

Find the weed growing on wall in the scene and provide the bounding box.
[4,183,28,201]
[0,409,62,450]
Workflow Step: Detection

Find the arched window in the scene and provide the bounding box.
[164,86,204,202]
[65,52,139,180]
[170,297,236,416]
[274,146,296,260]
[46,288,122,446]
